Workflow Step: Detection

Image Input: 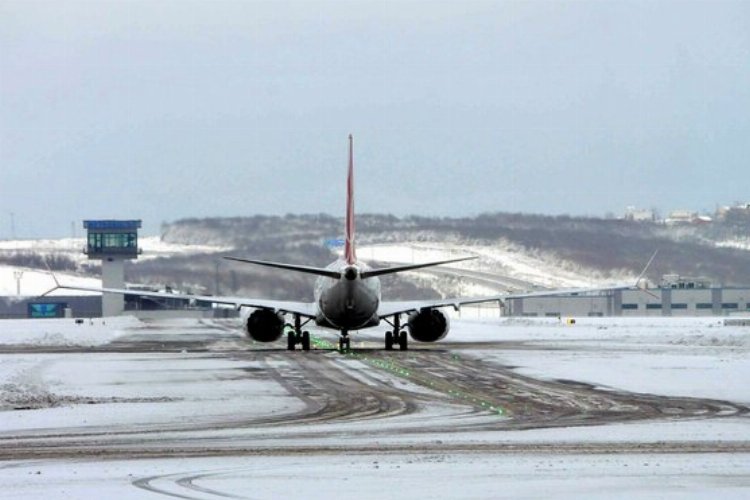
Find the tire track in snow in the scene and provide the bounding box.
[0,341,747,462]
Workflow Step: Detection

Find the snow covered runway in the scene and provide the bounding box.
[0,317,748,498]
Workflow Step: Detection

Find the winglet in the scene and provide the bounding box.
[344,134,356,265]
[40,262,62,297]
[635,249,659,287]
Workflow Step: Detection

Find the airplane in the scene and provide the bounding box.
[51,135,647,352]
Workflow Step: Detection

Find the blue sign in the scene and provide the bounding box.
[28,302,67,319]
[325,238,345,248]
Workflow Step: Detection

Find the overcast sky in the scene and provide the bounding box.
[1,0,749,238]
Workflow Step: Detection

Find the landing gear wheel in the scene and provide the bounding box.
[287,331,296,351]
[398,330,408,351]
[385,331,394,351]
[301,331,310,351]
[338,336,351,353]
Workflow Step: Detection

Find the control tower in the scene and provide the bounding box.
[83,220,142,316]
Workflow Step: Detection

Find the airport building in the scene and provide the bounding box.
[504,275,750,317]
[0,295,102,319]
[0,293,217,320]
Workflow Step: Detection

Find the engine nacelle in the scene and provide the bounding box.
[407,308,450,342]
[245,309,285,342]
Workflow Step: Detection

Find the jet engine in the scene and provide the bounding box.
[407,308,450,342]
[245,309,285,342]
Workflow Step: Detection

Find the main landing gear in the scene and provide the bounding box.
[287,314,311,351]
[384,314,408,351]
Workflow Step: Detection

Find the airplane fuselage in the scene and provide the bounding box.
[314,260,381,330]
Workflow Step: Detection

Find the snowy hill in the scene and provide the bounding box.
[0,237,228,297]
[2,211,750,301]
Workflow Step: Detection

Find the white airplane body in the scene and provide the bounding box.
[56,136,645,351]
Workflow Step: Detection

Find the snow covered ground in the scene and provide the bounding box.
[0,316,138,346]
[716,238,750,251]
[1,452,747,500]
[0,265,100,296]
[0,236,229,296]
[0,236,229,263]
[458,317,750,404]
[0,316,748,499]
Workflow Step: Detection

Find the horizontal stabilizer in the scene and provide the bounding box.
[361,256,476,279]
[223,257,342,279]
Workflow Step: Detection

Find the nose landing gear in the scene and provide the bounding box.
[338,330,351,353]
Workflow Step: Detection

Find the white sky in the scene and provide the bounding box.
[1,0,749,237]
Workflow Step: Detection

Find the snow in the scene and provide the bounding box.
[0,316,748,498]
[0,265,100,296]
[358,241,633,289]
[0,352,302,431]
[442,317,750,402]
[716,238,750,251]
[0,317,138,346]
[0,236,229,296]
[0,236,229,262]
[1,236,632,303]
[1,453,748,500]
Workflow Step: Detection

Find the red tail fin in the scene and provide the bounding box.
[344,134,356,265]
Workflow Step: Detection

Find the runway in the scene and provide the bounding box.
[0,317,748,498]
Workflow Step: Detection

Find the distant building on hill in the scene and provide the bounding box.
[664,210,712,225]
[623,206,656,222]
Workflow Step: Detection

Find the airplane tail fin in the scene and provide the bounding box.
[345,134,356,265]
[225,136,477,281]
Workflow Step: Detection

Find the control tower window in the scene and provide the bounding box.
[88,232,138,253]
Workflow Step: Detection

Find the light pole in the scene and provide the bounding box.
[13,271,23,296]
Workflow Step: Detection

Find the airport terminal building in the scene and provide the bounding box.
[505,275,750,317]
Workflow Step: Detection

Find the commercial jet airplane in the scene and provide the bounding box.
[55,136,648,352]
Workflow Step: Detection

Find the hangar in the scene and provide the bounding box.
[505,275,750,317]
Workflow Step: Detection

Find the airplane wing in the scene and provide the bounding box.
[377,296,504,318]
[377,249,659,317]
[51,284,318,319]
[377,282,640,318]
[503,283,638,300]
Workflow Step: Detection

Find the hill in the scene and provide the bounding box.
[2,211,749,301]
